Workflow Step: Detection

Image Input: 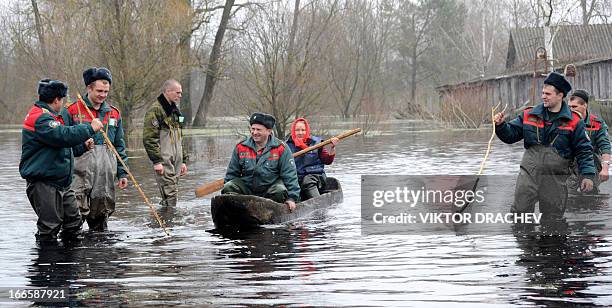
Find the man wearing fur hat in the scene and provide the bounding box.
[222,112,300,211]
[143,79,188,207]
[61,67,129,231]
[567,89,611,193]
[493,72,596,221]
[21,79,104,241]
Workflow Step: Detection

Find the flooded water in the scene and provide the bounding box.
[2,120,612,307]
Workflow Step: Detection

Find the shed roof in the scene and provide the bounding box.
[506,24,612,70]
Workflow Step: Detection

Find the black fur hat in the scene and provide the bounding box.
[38,79,68,100]
[249,112,276,129]
[544,72,571,97]
[83,67,112,86]
[570,89,590,104]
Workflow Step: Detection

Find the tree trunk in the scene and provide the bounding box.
[121,103,132,144]
[581,0,588,25]
[31,0,48,74]
[544,25,554,72]
[274,0,300,138]
[179,0,193,126]
[180,71,192,126]
[192,0,235,127]
[409,46,417,105]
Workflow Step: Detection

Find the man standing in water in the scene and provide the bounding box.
[143,79,188,207]
[493,72,595,221]
[21,79,103,241]
[62,67,129,231]
[567,89,611,193]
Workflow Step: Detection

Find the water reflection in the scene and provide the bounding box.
[27,233,131,306]
[0,120,611,306]
[210,226,329,304]
[512,221,607,307]
[28,242,81,306]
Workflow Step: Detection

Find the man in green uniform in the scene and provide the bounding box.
[494,72,595,221]
[222,112,300,211]
[20,79,103,241]
[143,79,188,207]
[567,89,611,193]
[61,67,129,231]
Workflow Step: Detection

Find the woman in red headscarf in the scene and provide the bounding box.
[286,118,339,200]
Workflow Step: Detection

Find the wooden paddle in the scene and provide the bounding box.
[194,128,362,198]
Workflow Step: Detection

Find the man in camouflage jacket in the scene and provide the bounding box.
[143,80,188,207]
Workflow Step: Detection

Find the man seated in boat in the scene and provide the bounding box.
[222,112,301,210]
[286,118,339,200]
[567,89,611,193]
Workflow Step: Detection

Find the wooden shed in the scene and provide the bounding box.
[437,24,612,123]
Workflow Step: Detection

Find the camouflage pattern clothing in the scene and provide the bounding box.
[143,94,188,207]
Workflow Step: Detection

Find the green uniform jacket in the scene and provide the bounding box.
[496,102,596,176]
[20,101,94,189]
[585,112,612,155]
[60,95,128,178]
[225,136,300,201]
[142,98,188,164]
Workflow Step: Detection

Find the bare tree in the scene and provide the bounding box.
[192,0,236,127]
[393,0,444,106]
[579,0,610,24]
[0,7,13,118]
[10,0,193,135]
[30,0,48,74]
[325,0,392,119]
[391,0,466,116]
[440,1,507,79]
[229,0,339,137]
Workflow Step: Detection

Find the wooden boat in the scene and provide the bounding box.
[211,177,343,229]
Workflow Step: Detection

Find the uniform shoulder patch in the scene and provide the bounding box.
[151,118,159,128]
[48,120,60,128]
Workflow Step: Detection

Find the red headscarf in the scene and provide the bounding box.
[290,118,311,150]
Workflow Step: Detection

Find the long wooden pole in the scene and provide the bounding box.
[76,93,169,236]
[194,128,362,198]
[458,104,506,213]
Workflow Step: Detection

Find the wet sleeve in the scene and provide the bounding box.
[320,147,335,165]
[61,107,88,157]
[72,142,88,157]
[495,114,524,144]
[113,116,129,178]
[279,145,301,202]
[573,121,596,177]
[34,114,93,148]
[143,108,163,164]
[224,146,241,183]
[595,122,611,155]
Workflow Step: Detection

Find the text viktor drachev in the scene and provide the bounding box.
[372,212,542,224]
[368,184,542,225]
